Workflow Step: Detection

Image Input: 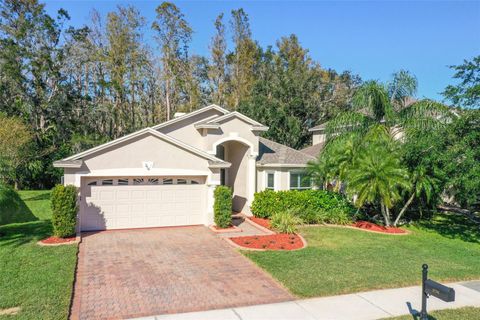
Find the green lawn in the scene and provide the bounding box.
[244,212,480,298]
[18,190,53,221]
[384,307,480,320]
[0,190,77,320]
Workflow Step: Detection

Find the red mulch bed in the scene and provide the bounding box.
[40,236,77,244]
[230,234,303,250]
[249,217,272,230]
[354,221,406,234]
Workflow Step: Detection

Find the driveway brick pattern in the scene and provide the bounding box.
[70,226,292,319]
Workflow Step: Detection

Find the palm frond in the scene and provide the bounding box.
[399,99,455,136]
[325,111,371,140]
[352,80,393,122]
[388,70,418,107]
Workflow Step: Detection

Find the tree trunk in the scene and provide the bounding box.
[393,192,415,227]
[166,79,171,121]
[381,203,391,226]
[334,180,342,193]
[385,205,392,226]
[130,80,135,131]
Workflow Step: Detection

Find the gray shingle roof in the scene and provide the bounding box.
[257,137,316,165]
[300,143,325,158]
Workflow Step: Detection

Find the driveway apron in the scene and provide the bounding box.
[70,226,292,320]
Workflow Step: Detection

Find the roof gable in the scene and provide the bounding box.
[54,128,228,168]
[151,104,229,130]
[195,111,268,131]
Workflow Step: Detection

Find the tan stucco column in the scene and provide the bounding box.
[246,153,257,215]
[206,169,222,225]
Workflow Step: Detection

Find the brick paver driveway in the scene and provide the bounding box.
[70,226,292,319]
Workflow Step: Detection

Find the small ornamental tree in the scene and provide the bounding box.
[51,185,78,238]
[214,185,232,228]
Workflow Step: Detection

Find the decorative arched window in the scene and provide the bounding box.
[133,178,144,185]
[118,179,129,185]
[147,178,159,185]
[87,177,203,186]
[162,178,173,185]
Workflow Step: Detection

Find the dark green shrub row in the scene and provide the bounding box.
[214,185,232,228]
[51,185,78,238]
[251,189,355,225]
[301,207,352,225]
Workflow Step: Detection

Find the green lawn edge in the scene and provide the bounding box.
[243,212,480,298]
[0,190,78,320]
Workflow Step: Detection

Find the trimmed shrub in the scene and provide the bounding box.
[301,207,327,224]
[214,185,232,228]
[51,185,78,238]
[251,189,355,224]
[325,207,352,225]
[251,190,278,218]
[0,184,36,225]
[270,209,303,234]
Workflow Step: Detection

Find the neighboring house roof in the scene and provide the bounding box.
[300,143,325,158]
[308,123,326,132]
[257,137,316,167]
[194,111,268,131]
[151,104,229,130]
[54,128,230,168]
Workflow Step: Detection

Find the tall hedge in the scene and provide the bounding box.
[214,185,232,228]
[251,189,355,222]
[51,184,78,238]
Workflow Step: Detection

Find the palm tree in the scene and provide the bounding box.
[307,133,357,191]
[393,166,440,226]
[308,72,454,225]
[388,69,418,109]
[325,73,453,142]
[347,140,411,226]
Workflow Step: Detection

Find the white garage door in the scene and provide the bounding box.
[81,177,207,231]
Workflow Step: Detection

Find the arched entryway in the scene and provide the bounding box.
[215,140,253,213]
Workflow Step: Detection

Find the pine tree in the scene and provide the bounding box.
[229,9,258,109]
[208,13,228,106]
[152,2,192,120]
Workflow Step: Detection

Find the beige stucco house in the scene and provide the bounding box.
[54,104,318,231]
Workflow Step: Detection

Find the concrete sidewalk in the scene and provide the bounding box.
[132,281,480,320]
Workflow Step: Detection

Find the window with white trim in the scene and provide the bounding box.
[289,172,311,190]
[266,172,275,190]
